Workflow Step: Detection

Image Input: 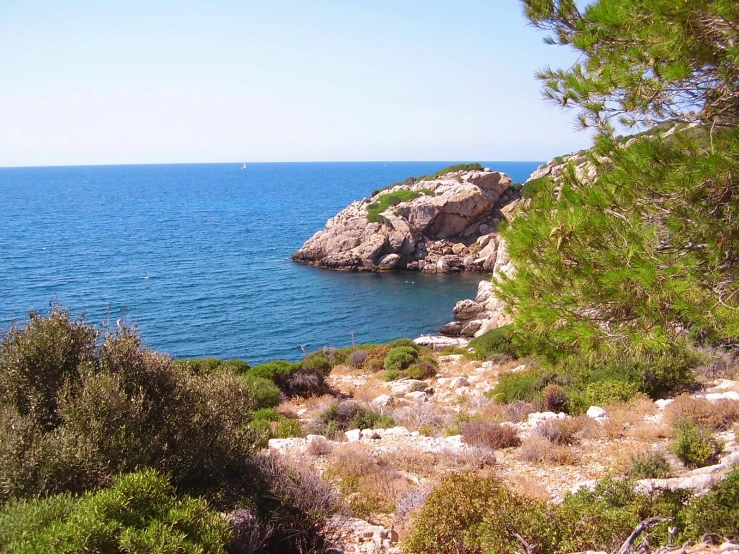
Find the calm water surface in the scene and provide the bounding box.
[0,161,540,364]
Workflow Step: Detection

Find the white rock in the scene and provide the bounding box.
[709,379,739,393]
[527,411,560,425]
[372,394,395,407]
[655,399,673,410]
[267,438,304,450]
[406,391,428,402]
[345,429,361,442]
[384,426,410,436]
[706,391,739,402]
[438,354,463,363]
[720,542,739,552]
[446,435,463,445]
[510,364,527,373]
[450,377,470,387]
[361,429,381,440]
[586,406,608,420]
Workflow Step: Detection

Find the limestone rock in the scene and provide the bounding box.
[586,406,608,421]
[414,335,470,350]
[292,169,515,272]
[372,394,395,407]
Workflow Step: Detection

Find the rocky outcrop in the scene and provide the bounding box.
[292,168,518,273]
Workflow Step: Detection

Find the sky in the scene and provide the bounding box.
[0,1,594,167]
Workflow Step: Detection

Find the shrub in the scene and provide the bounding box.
[489,368,543,404]
[0,470,231,554]
[242,374,281,409]
[664,395,739,431]
[685,466,739,539]
[249,360,298,382]
[367,190,425,223]
[519,437,579,465]
[406,356,438,380]
[387,338,421,351]
[300,354,332,375]
[349,349,368,369]
[542,384,568,412]
[383,368,401,381]
[520,175,553,199]
[274,418,303,439]
[384,346,419,372]
[503,400,536,423]
[465,325,518,360]
[0,310,264,507]
[670,420,723,468]
[314,401,393,435]
[274,366,325,397]
[535,419,576,445]
[460,420,521,449]
[582,380,643,407]
[627,451,671,479]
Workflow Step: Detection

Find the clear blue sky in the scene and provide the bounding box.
[0,1,593,167]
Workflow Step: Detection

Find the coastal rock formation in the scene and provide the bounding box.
[291,168,518,272]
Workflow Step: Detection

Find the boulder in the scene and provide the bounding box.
[372,394,395,407]
[414,335,470,350]
[586,406,608,421]
[345,429,361,442]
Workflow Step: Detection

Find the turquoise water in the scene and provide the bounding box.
[0,161,540,364]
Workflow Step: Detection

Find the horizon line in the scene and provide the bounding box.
[0,159,546,170]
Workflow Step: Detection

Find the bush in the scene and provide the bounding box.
[274,366,325,397]
[384,346,419,372]
[0,310,263,507]
[685,466,739,539]
[627,451,671,479]
[406,356,438,380]
[670,420,723,468]
[520,175,554,199]
[349,349,368,369]
[314,401,393,435]
[465,325,520,360]
[249,360,299,382]
[383,368,401,381]
[460,421,521,449]
[0,470,231,554]
[535,419,576,445]
[664,395,739,431]
[387,338,421,351]
[489,368,544,404]
[299,354,332,375]
[582,380,643,407]
[542,384,568,412]
[367,190,425,223]
[403,473,692,554]
[242,374,281,409]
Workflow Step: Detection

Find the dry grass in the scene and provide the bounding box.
[519,437,580,465]
[503,401,536,423]
[505,474,553,501]
[325,443,412,519]
[353,382,392,403]
[461,420,521,449]
[600,398,657,439]
[663,395,739,431]
[392,402,454,434]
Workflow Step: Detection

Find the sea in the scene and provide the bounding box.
[0,161,541,365]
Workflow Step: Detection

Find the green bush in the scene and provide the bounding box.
[249,360,298,382]
[520,175,554,199]
[314,401,393,435]
[0,310,263,506]
[465,325,530,360]
[406,356,438,380]
[387,338,421,351]
[489,367,544,404]
[627,451,671,479]
[384,346,419,372]
[274,418,303,439]
[685,466,739,539]
[582,380,642,406]
[383,368,401,381]
[403,473,692,554]
[0,470,230,554]
[670,420,723,468]
[300,354,332,375]
[242,374,281,409]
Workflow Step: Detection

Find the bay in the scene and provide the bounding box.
[0,161,540,364]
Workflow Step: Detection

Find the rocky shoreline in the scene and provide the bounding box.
[292,167,520,274]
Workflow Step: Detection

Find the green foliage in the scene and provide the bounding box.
[383,368,401,381]
[387,338,421,351]
[314,401,393,436]
[520,175,553,200]
[367,190,426,223]
[384,346,419,372]
[403,473,694,554]
[489,367,544,404]
[0,470,230,554]
[522,0,739,130]
[406,356,438,380]
[575,380,643,409]
[175,357,251,375]
[242,373,281,409]
[627,451,671,479]
[432,163,483,177]
[465,325,528,360]
[670,420,723,468]
[0,309,265,507]
[685,466,739,539]
[249,360,299,382]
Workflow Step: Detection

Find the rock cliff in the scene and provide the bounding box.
[291,167,520,273]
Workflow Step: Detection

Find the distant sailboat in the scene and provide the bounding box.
[240,163,247,170]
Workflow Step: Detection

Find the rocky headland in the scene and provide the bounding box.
[292,166,520,273]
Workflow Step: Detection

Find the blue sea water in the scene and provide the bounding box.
[0,161,541,364]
